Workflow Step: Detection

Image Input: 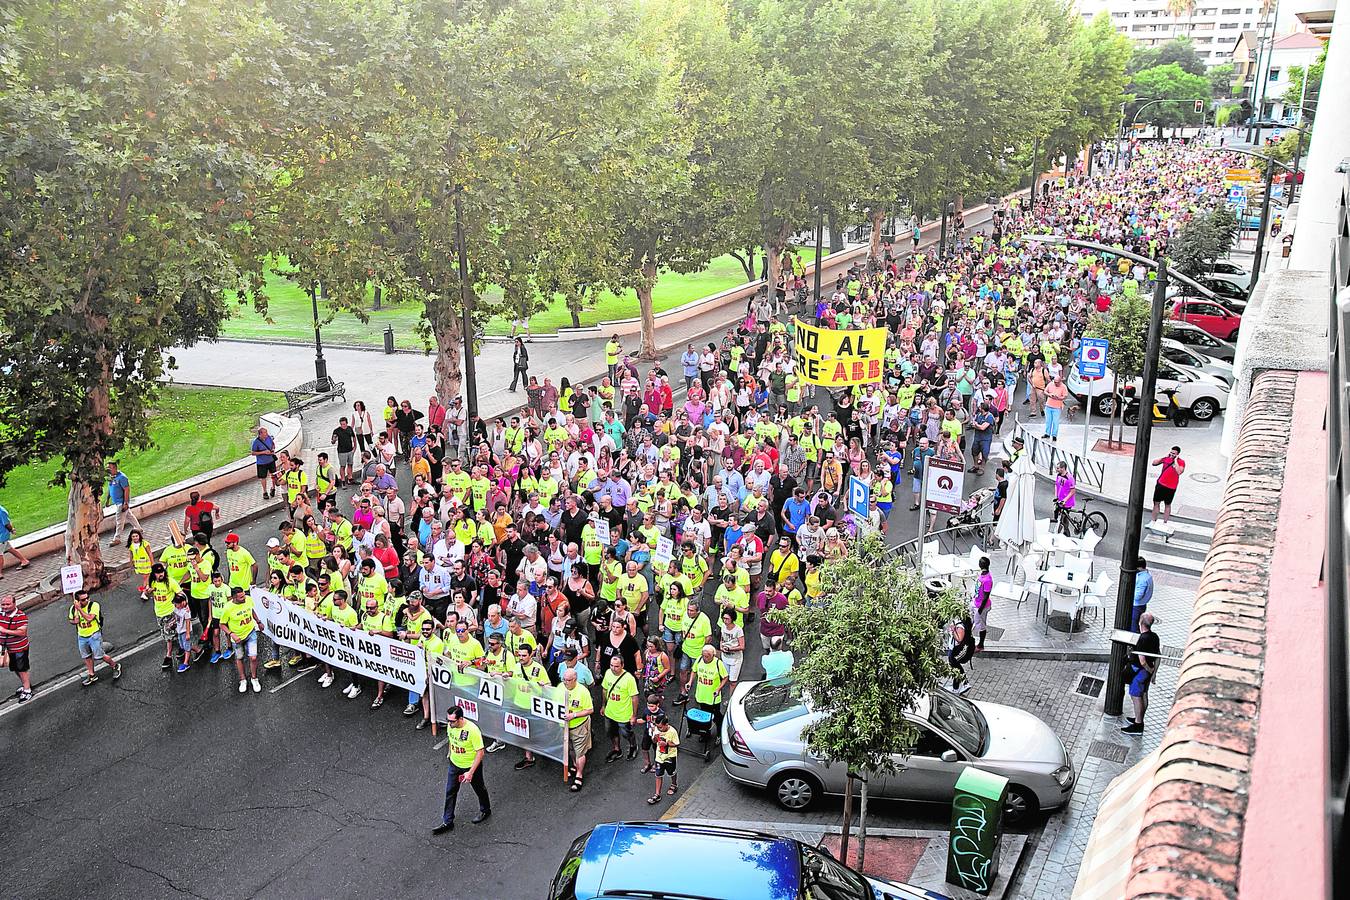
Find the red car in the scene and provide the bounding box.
[1170,299,1242,342]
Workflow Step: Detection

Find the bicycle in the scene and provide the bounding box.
[1052,497,1108,540]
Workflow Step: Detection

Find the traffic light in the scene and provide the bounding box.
[1194,100,1205,114]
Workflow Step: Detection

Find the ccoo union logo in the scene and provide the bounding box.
[389,645,416,665]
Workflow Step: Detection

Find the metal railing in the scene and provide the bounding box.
[1326,160,1350,900]
[1008,415,1107,492]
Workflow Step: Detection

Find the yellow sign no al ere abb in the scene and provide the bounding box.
[791,318,887,387]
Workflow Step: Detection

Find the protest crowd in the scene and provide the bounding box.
[2,142,1227,805]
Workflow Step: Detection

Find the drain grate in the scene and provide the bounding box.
[984,625,1005,642]
[1088,740,1130,764]
[1074,674,1105,698]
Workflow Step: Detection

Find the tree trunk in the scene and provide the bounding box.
[839,773,855,865]
[372,285,382,311]
[636,257,660,360]
[431,300,465,406]
[731,247,757,282]
[66,370,113,587]
[65,477,106,587]
[827,211,844,254]
[857,776,869,872]
[1110,374,1120,447]
[868,208,886,261]
[567,291,583,329]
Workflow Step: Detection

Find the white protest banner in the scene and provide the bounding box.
[653,536,675,566]
[250,588,426,692]
[428,657,567,763]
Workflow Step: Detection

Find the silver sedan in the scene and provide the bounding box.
[720,679,1076,824]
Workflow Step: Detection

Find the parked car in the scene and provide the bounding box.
[1209,260,1250,280]
[1171,298,1242,341]
[1192,275,1250,305]
[1067,357,1230,421]
[1204,269,1252,293]
[720,679,1074,824]
[549,820,950,900]
[1160,337,1234,385]
[1164,320,1236,361]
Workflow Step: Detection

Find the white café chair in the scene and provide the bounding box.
[1076,531,1103,560]
[1044,586,1084,635]
[1064,555,1093,582]
[1077,572,1114,629]
[990,578,1028,610]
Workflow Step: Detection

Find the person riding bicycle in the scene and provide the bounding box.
[1053,461,1077,535]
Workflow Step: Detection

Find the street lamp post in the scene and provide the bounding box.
[1220,147,1295,298]
[1025,235,1220,717]
[453,185,479,423]
[1030,137,1040,206]
[813,202,824,314]
[309,282,330,391]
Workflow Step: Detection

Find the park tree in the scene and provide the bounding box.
[912,0,1073,220]
[0,0,294,582]
[1128,64,1211,135]
[1207,63,1238,101]
[772,532,964,870]
[1154,35,1206,75]
[275,0,666,402]
[1048,13,1134,167]
[606,0,763,358]
[726,0,935,303]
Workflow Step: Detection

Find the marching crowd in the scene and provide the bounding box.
[1,144,1225,812]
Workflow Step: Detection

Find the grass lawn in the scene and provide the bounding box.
[219,253,759,348]
[0,385,283,535]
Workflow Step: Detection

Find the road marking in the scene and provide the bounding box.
[0,632,164,720]
[432,738,448,750]
[269,666,318,693]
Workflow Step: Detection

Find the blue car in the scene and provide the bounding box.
[549,820,950,900]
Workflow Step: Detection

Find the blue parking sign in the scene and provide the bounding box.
[847,476,869,519]
[1078,338,1108,378]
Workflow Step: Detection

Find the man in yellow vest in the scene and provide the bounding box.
[69,589,121,686]
[431,705,490,834]
[605,335,622,381]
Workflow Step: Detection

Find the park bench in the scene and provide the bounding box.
[283,378,346,419]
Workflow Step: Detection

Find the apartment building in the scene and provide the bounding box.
[1074,0,1271,65]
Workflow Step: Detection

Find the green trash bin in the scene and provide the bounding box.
[946,767,1008,896]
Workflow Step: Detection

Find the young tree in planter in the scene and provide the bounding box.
[1086,291,1150,446]
[0,0,295,584]
[772,532,964,870]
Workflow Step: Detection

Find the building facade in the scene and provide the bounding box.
[1073,0,1273,65]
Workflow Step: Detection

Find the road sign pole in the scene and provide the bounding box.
[1082,392,1092,461]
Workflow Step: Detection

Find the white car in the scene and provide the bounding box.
[1068,357,1230,422]
[1160,338,1233,386]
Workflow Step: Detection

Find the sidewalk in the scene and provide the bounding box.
[1011,412,1229,522]
[165,204,998,441]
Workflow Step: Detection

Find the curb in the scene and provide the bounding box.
[14,496,288,613]
[979,647,1112,662]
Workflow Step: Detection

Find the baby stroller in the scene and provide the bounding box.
[945,487,996,544]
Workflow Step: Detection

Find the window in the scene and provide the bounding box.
[1268,68,1280,80]
[912,726,960,759]
[1221,7,1241,13]
[1193,21,1215,29]
[1220,22,1240,28]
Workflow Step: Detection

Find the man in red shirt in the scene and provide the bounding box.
[1151,446,1186,524]
[0,593,32,702]
[184,491,219,541]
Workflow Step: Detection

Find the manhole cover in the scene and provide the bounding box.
[1074,674,1105,698]
[1088,740,1130,764]
[984,625,1006,642]
[1190,473,1221,484]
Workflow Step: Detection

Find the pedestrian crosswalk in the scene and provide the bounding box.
[1140,518,1215,577]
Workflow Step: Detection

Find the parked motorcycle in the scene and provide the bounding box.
[1122,385,1188,427]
